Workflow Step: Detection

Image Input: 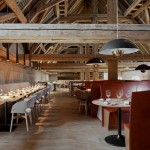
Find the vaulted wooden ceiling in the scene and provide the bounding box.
[0,0,150,73]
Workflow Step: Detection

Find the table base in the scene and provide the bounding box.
[0,125,17,132]
[105,135,125,147]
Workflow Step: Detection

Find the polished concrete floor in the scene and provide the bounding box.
[0,88,125,150]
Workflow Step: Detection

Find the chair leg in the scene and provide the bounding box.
[10,113,14,132]
[25,113,29,132]
[32,108,35,121]
[16,114,19,125]
[28,113,32,126]
[79,102,81,113]
[36,105,39,117]
[85,103,88,115]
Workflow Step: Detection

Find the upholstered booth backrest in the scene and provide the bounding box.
[100,81,138,99]
[90,84,101,101]
[136,80,150,91]
[85,80,123,89]
[130,91,150,150]
[90,80,123,117]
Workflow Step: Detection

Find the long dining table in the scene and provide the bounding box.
[0,85,46,132]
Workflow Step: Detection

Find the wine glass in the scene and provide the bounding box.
[125,90,131,100]
[0,89,3,96]
[106,90,111,100]
[116,89,124,100]
[119,89,124,99]
[116,90,121,99]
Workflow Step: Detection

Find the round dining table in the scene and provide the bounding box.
[92,98,130,147]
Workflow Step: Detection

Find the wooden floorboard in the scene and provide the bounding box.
[0,88,125,150]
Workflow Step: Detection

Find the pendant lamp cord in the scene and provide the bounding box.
[117,0,118,39]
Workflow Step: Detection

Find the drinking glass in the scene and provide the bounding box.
[116,89,124,100]
[119,89,124,99]
[106,90,111,100]
[0,89,3,96]
[125,90,131,100]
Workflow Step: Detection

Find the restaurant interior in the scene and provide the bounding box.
[0,0,150,150]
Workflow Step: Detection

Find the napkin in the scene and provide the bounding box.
[103,101,109,105]
[124,101,130,105]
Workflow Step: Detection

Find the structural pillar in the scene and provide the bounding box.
[108,60,118,80]
[85,68,90,81]
[80,71,84,81]
[93,65,99,81]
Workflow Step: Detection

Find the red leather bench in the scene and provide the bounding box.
[90,80,150,130]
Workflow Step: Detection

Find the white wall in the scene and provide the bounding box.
[121,70,150,80]
[0,60,49,84]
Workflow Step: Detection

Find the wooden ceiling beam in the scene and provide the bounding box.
[58,14,131,23]
[132,0,150,18]
[0,24,150,43]
[4,0,27,23]
[64,0,68,17]
[39,62,150,70]
[145,8,150,24]
[26,0,43,23]
[0,13,16,23]
[38,0,65,13]
[40,63,90,69]
[0,3,6,11]
[0,45,16,62]
[107,0,117,23]
[124,0,142,17]
[18,54,150,62]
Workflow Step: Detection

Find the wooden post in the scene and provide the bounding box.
[80,71,84,81]
[85,68,90,81]
[93,65,99,81]
[108,60,118,80]
[107,0,117,24]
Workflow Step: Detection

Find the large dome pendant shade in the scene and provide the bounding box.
[86,57,105,65]
[135,64,150,73]
[99,39,139,57]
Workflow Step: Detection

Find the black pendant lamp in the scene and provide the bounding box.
[99,39,139,57]
[135,64,150,73]
[99,0,138,57]
[86,57,105,65]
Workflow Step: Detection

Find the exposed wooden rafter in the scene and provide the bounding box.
[124,0,142,17]
[132,0,150,18]
[4,0,27,23]
[0,13,16,23]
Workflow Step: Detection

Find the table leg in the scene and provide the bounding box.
[0,102,16,132]
[104,108,125,147]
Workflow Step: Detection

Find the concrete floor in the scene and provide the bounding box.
[0,88,125,150]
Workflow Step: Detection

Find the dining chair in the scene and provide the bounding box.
[75,89,90,115]
[10,100,32,132]
[24,95,37,121]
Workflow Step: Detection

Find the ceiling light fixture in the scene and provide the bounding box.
[99,0,139,57]
[86,57,105,65]
[135,64,150,73]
